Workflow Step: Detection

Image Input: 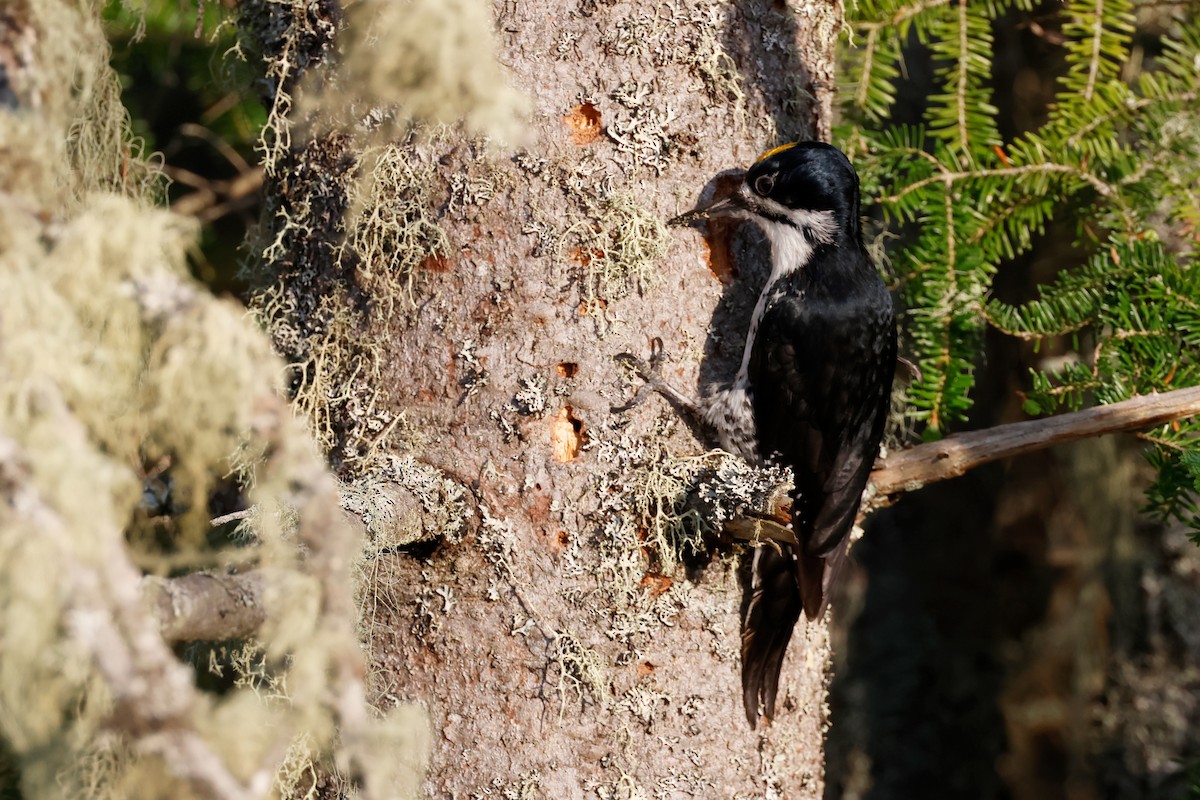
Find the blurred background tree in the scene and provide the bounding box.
[828,1,1200,798]
[103,0,263,292]
[1,1,425,798]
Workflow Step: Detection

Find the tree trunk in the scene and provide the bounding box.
[245,0,844,795]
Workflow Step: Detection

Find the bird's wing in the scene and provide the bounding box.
[738,277,895,726]
[750,287,896,610]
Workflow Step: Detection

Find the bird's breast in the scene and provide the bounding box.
[702,383,760,463]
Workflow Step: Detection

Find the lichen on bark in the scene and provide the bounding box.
[237,0,843,795]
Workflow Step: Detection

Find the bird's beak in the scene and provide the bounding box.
[668,192,748,227]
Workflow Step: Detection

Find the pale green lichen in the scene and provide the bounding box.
[341,143,451,316]
[565,191,669,312]
[0,0,165,209]
[263,286,407,474]
[510,150,670,311]
[0,176,426,800]
[252,138,449,476]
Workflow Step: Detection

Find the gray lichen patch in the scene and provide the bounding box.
[410,575,456,643]
[599,1,746,112]
[512,374,551,418]
[588,415,794,577]
[344,454,472,554]
[613,683,672,732]
[507,148,670,314]
[476,505,521,599]
[532,407,799,696]
[606,79,684,175]
[446,153,510,222]
[552,630,612,714]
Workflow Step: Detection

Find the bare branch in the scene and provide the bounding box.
[168,165,264,219]
[211,507,257,527]
[143,571,269,643]
[870,386,1200,496]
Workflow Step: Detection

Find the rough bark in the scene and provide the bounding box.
[383,6,835,795]
[244,0,846,795]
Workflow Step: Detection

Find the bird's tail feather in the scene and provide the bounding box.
[739,545,802,727]
[795,546,827,621]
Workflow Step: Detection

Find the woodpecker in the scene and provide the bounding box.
[623,142,896,726]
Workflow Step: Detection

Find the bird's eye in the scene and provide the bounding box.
[754,174,775,195]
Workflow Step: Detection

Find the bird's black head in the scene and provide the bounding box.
[671,141,863,244]
[745,142,861,229]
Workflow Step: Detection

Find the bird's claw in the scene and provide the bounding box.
[612,337,668,413]
[724,517,798,550]
[895,355,922,384]
[614,337,665,380]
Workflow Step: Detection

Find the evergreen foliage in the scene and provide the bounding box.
[838,0,1200,526]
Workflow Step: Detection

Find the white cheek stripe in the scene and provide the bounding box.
[733,188,837,386]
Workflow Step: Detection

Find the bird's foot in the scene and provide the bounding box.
[724,517,798,550]
[611,338,700,418]
[895,355,922,384]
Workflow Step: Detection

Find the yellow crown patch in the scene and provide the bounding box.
[752,142,798,165]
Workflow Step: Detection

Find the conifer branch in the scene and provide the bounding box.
[841,0,1200,510]
[874,162,1118,204]
[856,0,953,31]
[855,27,878,111]
[1065,91,1198,147]
[955,0,970,149]
[870,385,1200,495]
[1085,0,1106,101]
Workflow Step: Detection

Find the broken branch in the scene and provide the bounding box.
[870,386,1200,496]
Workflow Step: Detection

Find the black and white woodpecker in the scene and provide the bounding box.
[626,142,897,726]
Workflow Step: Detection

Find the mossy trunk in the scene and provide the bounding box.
[243,0,844,795]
